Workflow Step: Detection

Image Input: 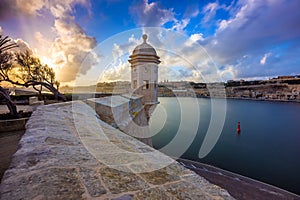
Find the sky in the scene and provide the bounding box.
[0,0,300,86]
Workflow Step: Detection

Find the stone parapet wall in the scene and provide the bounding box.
[86,95,152,146]
[0,117,29,133]
[0,101,234,199]
[86,95,144,128]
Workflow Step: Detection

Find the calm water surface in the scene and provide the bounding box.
[150,97,300,194]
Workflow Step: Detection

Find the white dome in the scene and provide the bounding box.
[129,34,160,65]
[131,34,158,56]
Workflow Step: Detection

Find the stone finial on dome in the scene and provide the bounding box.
[142,34,148,43]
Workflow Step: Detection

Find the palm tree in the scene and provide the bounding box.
[0,35,18,53]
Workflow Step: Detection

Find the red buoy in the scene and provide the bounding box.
[237,122,241,133]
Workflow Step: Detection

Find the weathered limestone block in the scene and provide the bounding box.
[80,168,107,197]
[100,167,149,194]
[161,181,213,200]
[132,187,171,200]
[138,167,181,185]
[0,168,85,200]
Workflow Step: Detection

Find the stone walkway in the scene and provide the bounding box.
[0,101,234,199]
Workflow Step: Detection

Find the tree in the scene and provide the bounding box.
[0,33,66,117]
[13,51,65,101]
[0,34,18,117]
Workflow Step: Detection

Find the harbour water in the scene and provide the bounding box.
[150,97,300,195]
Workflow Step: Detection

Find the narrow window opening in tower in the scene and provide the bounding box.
[143,80,149,89]
[133,80,137,89]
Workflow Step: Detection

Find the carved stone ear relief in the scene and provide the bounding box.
[144,66,148,73]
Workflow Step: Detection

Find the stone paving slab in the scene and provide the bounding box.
[0,101,235,199]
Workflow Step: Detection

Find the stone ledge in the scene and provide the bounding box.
[0,117,29,133]
[0,101,234,199]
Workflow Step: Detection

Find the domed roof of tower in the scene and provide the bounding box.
[132,34,158,56]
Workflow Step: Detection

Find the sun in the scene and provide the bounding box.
[40,56,58,72]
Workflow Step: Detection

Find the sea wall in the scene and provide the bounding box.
[0,101,234,199]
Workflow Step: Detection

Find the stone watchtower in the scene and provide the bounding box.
[128,34,160,118]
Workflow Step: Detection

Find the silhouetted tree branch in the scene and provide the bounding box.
[0,34,18,117]
[14,51,66,101]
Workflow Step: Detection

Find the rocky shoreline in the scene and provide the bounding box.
[157,95,300,104]
[224,96,300,104]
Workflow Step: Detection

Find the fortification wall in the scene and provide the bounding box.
[0,101,234,199]
[86,95,152,146]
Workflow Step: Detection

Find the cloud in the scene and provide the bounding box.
[218,65,236,81]
[201,1,236,26]
[46,1,97,82]
[184,33,205,46]
[101,28,219,83]
[130,0,175,27]
[13,39,33,53]
[0,0,91,21]
[171,18,190,32]
[0,0,44,20]
[130,0,196,33]
[2,27,37,54]
[0,0,98,83]
[184,4,199,18]
[260,52,271,65]
[206,0,300,63]
[202,2,219,24]
[86,33,141,83]
[200,0,300,79]
[49,35,97,82]
[130,1,195,33]
[12,37,96,83]
[102,62,131,81]
[154,29,221,82]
